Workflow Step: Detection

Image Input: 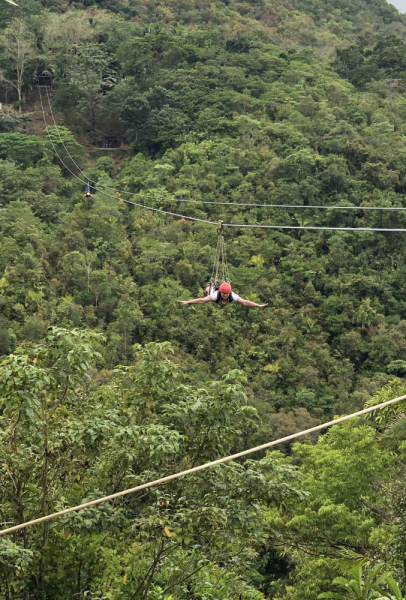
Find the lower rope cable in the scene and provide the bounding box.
[1,392,406,537]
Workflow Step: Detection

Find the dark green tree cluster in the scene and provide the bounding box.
[335,35,406,88]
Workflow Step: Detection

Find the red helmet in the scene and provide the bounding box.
[219,282,232,294]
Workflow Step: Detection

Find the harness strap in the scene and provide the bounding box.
[213,291,233,305]
[210,220,231,288]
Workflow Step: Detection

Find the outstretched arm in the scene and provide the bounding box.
[178,296,212,306]
[237,297,268,308]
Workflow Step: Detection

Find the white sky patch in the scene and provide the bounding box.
[387,0,406,13]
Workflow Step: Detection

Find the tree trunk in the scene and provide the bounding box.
[17,84,21,112]
[76,559,82,596]
[38,398,49,600]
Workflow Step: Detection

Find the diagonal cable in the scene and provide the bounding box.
[1,392,405,537]
[43,87,406,213]
[39,88,406,233]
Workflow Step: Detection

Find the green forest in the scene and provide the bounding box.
[4,0,406,597]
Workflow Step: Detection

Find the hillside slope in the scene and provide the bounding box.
[1,0,406,597]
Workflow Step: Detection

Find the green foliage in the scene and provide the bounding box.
[364,379,406,425]
[0,110,30,133]
[44,125,84,171]
[0,17,37,107]
[318,563,401,600]
[0,332,302,598]
[0,133,50,168]
[334,37,406,89]
[1,0,406,598]
[264,419,398,600]
[0,540,32,583]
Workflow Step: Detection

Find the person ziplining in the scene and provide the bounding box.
[178,281,268,308]
[178,221,268,309]
[84,183,92,198]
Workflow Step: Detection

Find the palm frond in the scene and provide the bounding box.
[335,549,370,575]
[374,572,394,587]
[333,577,354,589]
[365,564,386,585]
[364,379,406,426]
[382,413,406,441]
[370,583,392,597]
[386,577,403,600]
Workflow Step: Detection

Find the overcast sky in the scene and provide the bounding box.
[387,0,406,13]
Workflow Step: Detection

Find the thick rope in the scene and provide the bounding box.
[1,393,405,538]
[212,234,221,284]
[223,236,230,282]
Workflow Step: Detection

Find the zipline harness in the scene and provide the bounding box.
[208,220,230,294]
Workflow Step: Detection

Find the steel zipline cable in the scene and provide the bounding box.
[43,87,406,214]
[1,392,406,537]
[38,88,217,227]
[41,87,406,216]
[39,88,406,233]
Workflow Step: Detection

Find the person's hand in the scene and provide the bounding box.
[178,300,189,306]
[258,303,268,308]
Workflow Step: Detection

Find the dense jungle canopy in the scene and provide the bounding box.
[4,0,406,598]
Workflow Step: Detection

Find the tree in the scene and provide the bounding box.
[0,109,30,133]
[69,43,111,132]
[0,133,50,168]
[0,327,102,597]
[42,11,96,78]
[264,419,396,600]
[89,269,109,307]
[44,125,84,172]
[60,251,87,291]
[111,296,143,359]
[0,19,37,111]
[318,564,402,600]
[0,335,301,598]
